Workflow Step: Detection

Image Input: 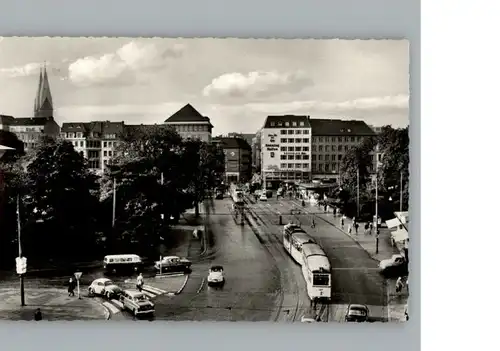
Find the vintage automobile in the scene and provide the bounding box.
[379,254,408,276]
[207,265,225,286]
[103,254,142,274]
[154,256,192,273]
[120,290,155,317]
[344,304,369,322]
[88,278,123,300]
[259,193,268,201]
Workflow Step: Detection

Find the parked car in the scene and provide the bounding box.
[344,304,369,322]
[215,190,224,199]
[379,254,408,276]
[154,256,192,273]
[88,278,123,300]
[259,193,268,201]
[120,290,155,317]
[207,265,225,286]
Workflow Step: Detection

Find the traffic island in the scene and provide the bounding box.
[0,288,109,321]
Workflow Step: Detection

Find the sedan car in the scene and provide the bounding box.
[379,254,408,276]
[344,304,369,322]
[207,265,225,286]
[88,278,123,299]
[259,193,268,201]
[120,290,155,317]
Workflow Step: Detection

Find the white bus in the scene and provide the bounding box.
[282,223,316,265]
[301,243,331,302]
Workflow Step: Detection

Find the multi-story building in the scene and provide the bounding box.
[309,119,377,182]
[164,103,213,142]
[369,125,384,169]
[251,129,262,173]
[0,115,15,131]
[213,137,252,183]
[260,115,312,188]
[8,117,60,151]
[61,121,125,173]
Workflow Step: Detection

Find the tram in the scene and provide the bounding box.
[230,184,245,206]
[282,223,316,265]
[300,242,331,301]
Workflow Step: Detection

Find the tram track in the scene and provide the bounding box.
[245,200,309,323]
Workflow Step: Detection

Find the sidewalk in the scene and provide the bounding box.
[0,288,108,321]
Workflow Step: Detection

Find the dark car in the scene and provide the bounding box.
[345,304,369,322]
[215,191,224,199]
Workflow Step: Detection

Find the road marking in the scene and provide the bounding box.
[197,278,206,294]
[143,285,167,295]
[102,301,120,314]
[142,290,156,298]
[110,299,124,310]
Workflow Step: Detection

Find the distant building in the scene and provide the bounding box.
[213,136,252,183]
[61,121,125,173]
[164,103,213,142]
[369,125,384,168]
[260,115,312,188]
[2,65,60,151]
[226,132,254,147]
[309,119,377,183]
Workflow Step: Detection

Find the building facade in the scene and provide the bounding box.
[251,129,262,173]
[61,121,125,173]
[164,103,213,142]
[260,115,312,188]
[309,119,377,183]
[213,137,252,183]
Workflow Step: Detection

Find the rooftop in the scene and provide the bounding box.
[263,115,311,129]
[10,116,54,126]
[213,137,251,150]
[309,119,376,136]
[61,121,125,135]
[164,103,213,125]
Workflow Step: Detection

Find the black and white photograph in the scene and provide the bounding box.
[0,37,410,323]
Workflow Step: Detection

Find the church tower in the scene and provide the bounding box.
[33,63,54,118]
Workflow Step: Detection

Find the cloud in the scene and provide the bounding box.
[67,41,185,87]
[202,70,313,100]
[0,62,46,78]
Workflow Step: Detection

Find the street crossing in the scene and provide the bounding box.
[102,284,168,316]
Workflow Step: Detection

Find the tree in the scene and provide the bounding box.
[338,136,377,215]
[376,126,410,211]
[20,137,100,263]
[0,130,25,162]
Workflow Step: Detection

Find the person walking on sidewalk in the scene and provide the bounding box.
[369,222,373,235]
[68,277,76,297]
[341,214,346,229]
[348,224,352,234]
[354,222,359,234]
[396,277,404,293]
[136,273,144,292]
[34,308,42,321]
[364,222,369,234]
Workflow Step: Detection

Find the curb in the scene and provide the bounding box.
[101,303,111,320]
[196,278,205,294]
[175,274,189,295]
[155,272,185,278]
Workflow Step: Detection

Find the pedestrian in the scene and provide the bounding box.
[396,277,404,293]
[364,222,369,234]
[34,308,42,321]
[348,224,352,234]
[341,215,346,229]
[324,204,327,213]
[311,217,316,228]
[136,273,144,292]
[68,277,76,297]
[369,222,373,235]
[354,222,359,234]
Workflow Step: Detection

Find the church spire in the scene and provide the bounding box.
[34,62,54,118]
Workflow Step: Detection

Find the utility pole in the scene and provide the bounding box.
[356,168,360,217]
[17,195,25,306]
[112,178,116,228]
[375,172,379,235]
[400,170,403,212]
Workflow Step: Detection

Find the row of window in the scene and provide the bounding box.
[70,140,120,148]
[280,146,310,152]
[279,129,310,135]
[312,154,343,161]
[270,121,305,127]
[314,136,363,143]
[63,132,117,139]
[280,163,310,169]
[280,154,310,160]
[280,138,310,143]
[313,145,352,152]
[173,124,209,132]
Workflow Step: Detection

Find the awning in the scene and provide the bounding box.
[394,211,409,224]
[391,229,409,242]
[386,218,402,229]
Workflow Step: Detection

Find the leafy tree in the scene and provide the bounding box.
[0,130,25,162]
[338,136,377,215]
[20,137,100,263]
[376,126,410,211]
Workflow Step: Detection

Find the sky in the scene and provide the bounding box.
[0,37,409,135]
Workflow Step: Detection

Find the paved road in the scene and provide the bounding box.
[247,196,389,322]
[152,197,282,321]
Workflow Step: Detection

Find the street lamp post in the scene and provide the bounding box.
[356,168,360,218]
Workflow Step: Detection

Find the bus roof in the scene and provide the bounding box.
[301,243,326,258]
[305,255,331,272]
[104,254,140,259]
[292,232,316,245]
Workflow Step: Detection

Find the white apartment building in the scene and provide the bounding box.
[260,115,312,188]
